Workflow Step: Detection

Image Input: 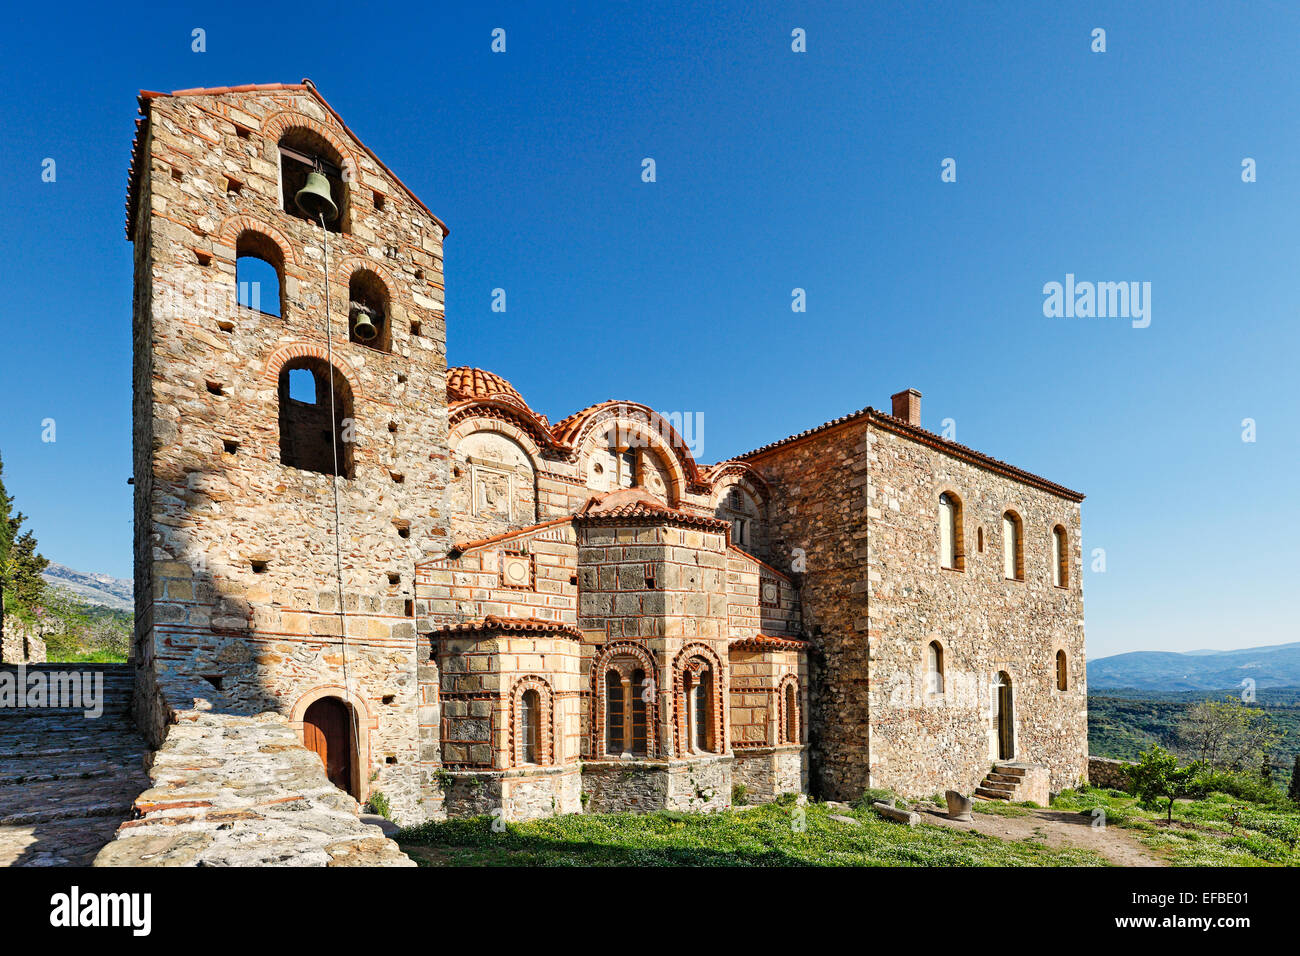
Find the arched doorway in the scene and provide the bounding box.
[303,697,355,797]
[995,672,1014,760]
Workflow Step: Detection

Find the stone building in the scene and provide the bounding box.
[125,81,1086,823]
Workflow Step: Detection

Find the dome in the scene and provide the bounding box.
[445,367,528,408]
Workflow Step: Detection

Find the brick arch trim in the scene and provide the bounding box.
[263,111,359,173]
[263,343,362,399]
[289,684,375,803]
[672,642,728,757]
[775,673,802,745]
[508,675,555,767]
[216,216,299,267]
[590,641,659,757]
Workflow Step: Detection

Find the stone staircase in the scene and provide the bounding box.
[974,762,1032,801]
[0,663,149,866]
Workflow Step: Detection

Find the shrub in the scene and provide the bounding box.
[856,787,898,808]
[365,791,392,820]
[731,783,749,806]
[1127,745,1203,824]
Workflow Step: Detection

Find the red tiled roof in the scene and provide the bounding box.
[729,634,812,652]
[431,616,582,640]
[738,407,1084,502]
[449,516,575,555]
[575,489,731,532]
[446,367,529,408]
[124,79,449,239]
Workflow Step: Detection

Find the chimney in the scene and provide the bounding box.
[890,388,922,426]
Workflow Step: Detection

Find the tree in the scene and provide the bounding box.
[1289,755,1300,806]
[1176,698,1279,773]
[1127,745,1204,824]
[0,451,49,632]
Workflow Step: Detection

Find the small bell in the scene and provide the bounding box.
[351,309,378,341]
[295,170,338,222]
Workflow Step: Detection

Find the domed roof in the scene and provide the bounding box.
[446,367,528,408]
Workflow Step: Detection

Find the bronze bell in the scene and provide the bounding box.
[351,309,378,341]
[294,171,338,222]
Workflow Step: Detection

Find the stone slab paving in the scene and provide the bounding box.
[1,664,150,866]
[94,709,413,867]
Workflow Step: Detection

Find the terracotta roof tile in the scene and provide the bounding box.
[431,616,582,640]
[445,367,529,408]
[575,489,731,532]
[729,634,812,652]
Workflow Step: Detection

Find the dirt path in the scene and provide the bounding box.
[918,804,1167,866]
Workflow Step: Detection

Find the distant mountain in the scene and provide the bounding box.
[41,563,133,612]
[1088,642,1300,692]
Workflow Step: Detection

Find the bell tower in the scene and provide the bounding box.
[127,81,450,822]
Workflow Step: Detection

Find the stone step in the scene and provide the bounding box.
[0,772,147,825]
[992,764,1027,777]
[979,777,1017,792]
[973,787,1011,801]
[0,813,134,867]
[986,772,1024,785]
[0,754,145,787]
[0,707,132,725]
[1,738,148,761]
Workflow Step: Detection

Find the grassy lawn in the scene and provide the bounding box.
[395,797,1108,867]
[1052,786,1300,866]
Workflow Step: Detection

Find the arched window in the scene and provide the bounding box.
[278,358,354,478]
[278,128,349,233]
[927,641,945,695]
[1002,511,1024,581]
[348,269,391,352]
[235,231,284,317]
[1056,650,1068,691]
[783,681,799,743]
[939,492,964,570]
[1052,525,1068,588]
[519,689,541,764]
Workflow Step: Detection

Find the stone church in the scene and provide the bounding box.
[125,81,1088,823]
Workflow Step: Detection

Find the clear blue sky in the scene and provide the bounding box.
[0,1,1295,658]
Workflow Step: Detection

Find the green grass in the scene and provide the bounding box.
[395,800,1109,867]
[1052,785,1300,867]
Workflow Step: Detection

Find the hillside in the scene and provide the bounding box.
[40,562,133,611]
[1088,642,1300,691]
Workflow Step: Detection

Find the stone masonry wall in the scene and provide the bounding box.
[746,420,871,799]
[864,417,1087,798]
[132,86,450,824]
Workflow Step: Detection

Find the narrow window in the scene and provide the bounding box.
[520,688,540,764]
[235,231,284,317]
[939,493,964,570]
[927,641,944,694]
[1052,525,1068,588]
[1056,650,1069,691]
[630,669,648,756]
[783,682,798,743]
[1002,511,1024,581]
[605,671,625,755]
[692,669,713,753]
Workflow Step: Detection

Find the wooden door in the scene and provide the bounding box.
[996,675,1014,760]
[303,697,353,796]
